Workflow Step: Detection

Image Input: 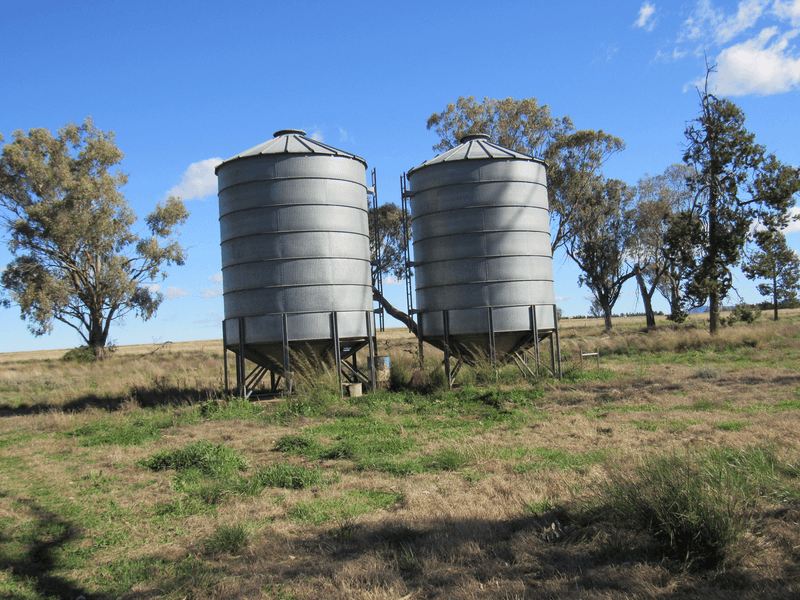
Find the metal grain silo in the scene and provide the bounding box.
[216,129,376,396]
[405,133,560,383]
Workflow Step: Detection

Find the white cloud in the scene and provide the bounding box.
[554,296,570,302]
[773,0,800,26]
[165,157,223,201]
[143,283,161,294]
[339,127,349,142]
[681,0,769,44]
[208,272,223,284]
[165,286,189,300]
[713,26,800,95]
[310,130,324,142]
[199,287,223,299]
[635,2,658,31]
[655,47,689,62]
[383,276,402,285]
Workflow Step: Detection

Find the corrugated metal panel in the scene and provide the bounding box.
[217,130,372,364]
[406,134,557,356]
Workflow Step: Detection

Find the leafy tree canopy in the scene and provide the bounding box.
[426,95,625,254]
[0,118,189,355]
[742,229,800,320]
[674,72,800,333]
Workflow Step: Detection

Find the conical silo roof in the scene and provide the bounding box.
[407,133,536,176]
[216,129,367,172]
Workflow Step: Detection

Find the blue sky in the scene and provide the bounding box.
[2,0,800,351]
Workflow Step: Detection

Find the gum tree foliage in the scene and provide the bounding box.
[627,164,695,327]
[742,229,800,320]
[566,178,635,331]
[368,202,416,333]
[426,96,625,255]
[673,72,800,334]
[0,118,189,355]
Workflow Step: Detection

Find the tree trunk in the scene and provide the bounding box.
[773,274,779,320]
[602,299,613,331]
[372,286,417,336]
[709,289,720,335]
[634,266,656,329]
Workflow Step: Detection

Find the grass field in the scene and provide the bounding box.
[2,311,800,598]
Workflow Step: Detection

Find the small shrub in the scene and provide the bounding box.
[141,440,249,479]
[62,346,97,363]
[204,523,249,555]
[273,434,322,458]
[427,448,469,471]
[693,365,722,380]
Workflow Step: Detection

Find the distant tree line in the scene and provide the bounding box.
[372,67,800,334]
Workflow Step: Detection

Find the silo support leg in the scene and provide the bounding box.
[222,320,229,395]
[366,311,377,391]
[282,314,292,395]
[531,306,540,376]
[331,312,343,397]
[238,317,247,398]
[443,311,452,389]
[553,304,562,380]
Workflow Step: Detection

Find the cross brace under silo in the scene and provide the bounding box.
[222,311,377,399]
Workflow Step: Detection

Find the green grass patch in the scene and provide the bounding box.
[716,420,747,432]
[204,523,249,555]
[585,444,799,569]
[288,489,404,525]
[140,440,248,478]
[239,463,325,492]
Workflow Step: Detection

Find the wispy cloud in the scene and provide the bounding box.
[712,26,800,95]
[165,157,223,200]
[208,272,223,284]
[165,286,189,300]
[193,311,222,328]
[635,2,658,31]
[674,0,800,96]
[199,287,222,299]
[143,283,161,294]
[310,130,324,142]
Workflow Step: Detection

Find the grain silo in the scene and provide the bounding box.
[216,130,376,396]
[404,133,561,385]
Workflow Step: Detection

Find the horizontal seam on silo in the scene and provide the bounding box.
[220,204,368,219]
[414,302,556,313]
[224,310,372,320]
[411,254,553,267]
[408,179,546,194]
[411,229,551,243]
[218,175,369,192]
[411,204,549,221]
[223,283,374,294]
[416,278,554,291]
[220,231,369,243]
[221,257,371,268]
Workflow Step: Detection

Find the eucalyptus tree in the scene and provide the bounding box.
[627,164,695,327]
[427,95,625,254]
[742,229,800,320]
[566,178,636,331]
[0,118,189,356]
[676,71,800,334]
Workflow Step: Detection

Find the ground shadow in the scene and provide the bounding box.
[1,497,93,599]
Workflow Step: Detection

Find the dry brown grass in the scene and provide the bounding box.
[2,316,800,598]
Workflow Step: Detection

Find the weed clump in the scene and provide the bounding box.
[586,445,796,569]
[141,440,248,478]
[204,523,249,555]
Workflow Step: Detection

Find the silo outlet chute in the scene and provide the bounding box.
[405,133,561,386]
[216,129,377,397]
